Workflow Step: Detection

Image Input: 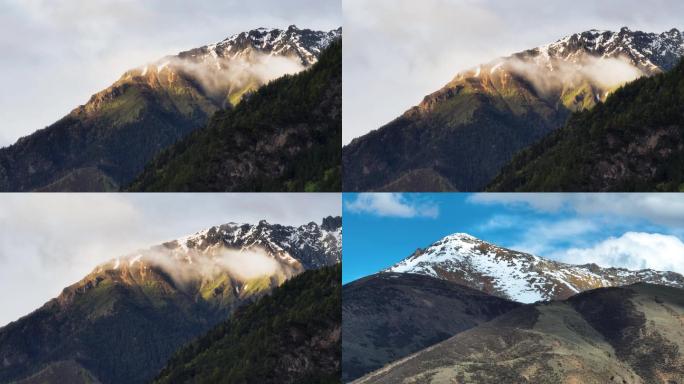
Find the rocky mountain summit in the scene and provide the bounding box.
[386,233,684,303]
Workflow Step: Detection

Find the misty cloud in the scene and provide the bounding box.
[505,55,645,99]
[137,244,301,293]
[168,52,305,102]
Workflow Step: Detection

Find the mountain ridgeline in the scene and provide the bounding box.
[489,56,684,191]
[154,264,341,384]
[386,233,684,303]
[0,26,340,192]
[128,38,342,192]
[342,27,684,192]
[0,218,341,384]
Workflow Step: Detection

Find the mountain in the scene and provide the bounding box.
[353,283,684,384]
[343,27,684,192]
[0,217,341,384]
[342,273,520,383]
[488,57,684,191]
[386,233,684,303]
[127,39,342,192]
[154,264,341,384]
[0,26,340,192]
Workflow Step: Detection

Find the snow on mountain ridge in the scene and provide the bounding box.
[108,218,341,271]
[386,233,684,303]
[531,27,684,72]
[171,25,340,70]
[121,25,340,108]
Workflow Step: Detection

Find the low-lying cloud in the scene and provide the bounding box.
[142,245,300,290]
[505,54,645,99]
[169,52,306,103]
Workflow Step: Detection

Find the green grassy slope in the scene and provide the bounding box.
[128,40,342,192]
[0,265,242,384]
[489,59,684,192]
[0,71,218,192]
[342,64,572,192]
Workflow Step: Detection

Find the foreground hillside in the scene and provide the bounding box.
[489,57,684,191]
[128,39,342,192]
[154,264,341,384]
[342,273,520,382]
[0,26,338,192]
[0,218,341,384]
[343,28,683,192]
[355,283,684,384]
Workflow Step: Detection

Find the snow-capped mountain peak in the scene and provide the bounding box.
[91,217,341,290]
[435,27,684,115]
[386,233,684,303]
[529,27,684,72]
[186,25,341,67]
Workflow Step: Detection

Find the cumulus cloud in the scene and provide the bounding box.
[345,193,439,218]
[558,232,684,273]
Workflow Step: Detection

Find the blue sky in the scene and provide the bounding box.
[342,193,684,284]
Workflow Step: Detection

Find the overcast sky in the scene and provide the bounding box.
[0,193,340,327]
[343,0,684,144]
[343,193,684,284]
[0,0,340,147]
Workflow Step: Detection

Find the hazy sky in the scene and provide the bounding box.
[343,193,684,283]
[343,0,684,144]
[0,193,341,327]
[0,0,340,147]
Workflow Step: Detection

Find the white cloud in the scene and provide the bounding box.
[345,193,439,218]
[468,193,567,211]
[478,215,517,231]
[557,232,684,274]
[469,193,684,228]
[506,218,599,256]
[0,193,339,327]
